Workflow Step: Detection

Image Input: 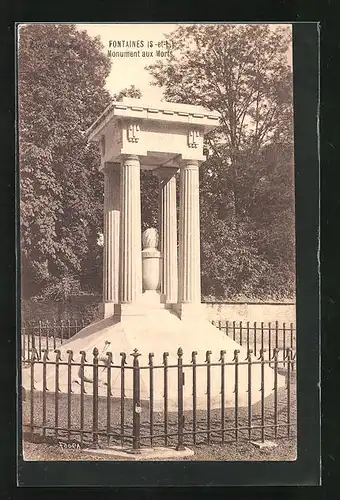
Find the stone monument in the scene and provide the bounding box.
[22,97,284,409]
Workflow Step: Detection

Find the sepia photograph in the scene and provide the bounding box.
[18,22,297,464]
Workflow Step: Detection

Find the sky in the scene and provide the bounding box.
[76,23,292,102]
[76,23,180,101]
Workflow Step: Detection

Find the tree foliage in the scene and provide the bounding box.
[19,24,112,298]
[19,23,156,301]
[19,23,295,303]
[147,24,295,299]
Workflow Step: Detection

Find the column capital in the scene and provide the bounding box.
[121,154,140,164]
[179,159,201,169]
[153,166,179,180]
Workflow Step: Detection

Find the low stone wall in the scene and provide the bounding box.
[203,302,296,324]
[22,298,296,325]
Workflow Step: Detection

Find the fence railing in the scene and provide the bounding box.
[21,319,296,362]
[22,346,296,451]
[212,320,296,361]
[21,319,90,360]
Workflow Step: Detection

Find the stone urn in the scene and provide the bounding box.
[142,228,161,291]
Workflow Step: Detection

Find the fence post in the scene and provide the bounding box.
[46,320,50,352]
[163,351,169,447]
[191,351,197,445]
[38,320,42,359]
[53,319,57,350]
[21,325,25,360]
[131,348,141,453]
[292,350,296,372]
[206,350,212,444]
[272,347,279,440]
[106,351,113,446]
[283,322,286,365]
[29,347,38,439]
[290,322,294,350]
[67,350,74,441]
[31,321,36,353]
[233,349,240,442]
[42,349,49,438]
[27,323,30,359]
[54,349,61,439]
[92,347,99,448]
[286,348,292,438]
[247,349,253,441]
[275,320,279,350]
[148,352,154,447]
[79,350,86,447]
[220,349,226,444]
[120,352,127,447]
[259,348,266,442]
[176,347,185,451]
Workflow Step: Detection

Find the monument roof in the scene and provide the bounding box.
[87,97,220,142]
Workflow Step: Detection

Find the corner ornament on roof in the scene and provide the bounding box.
[127,122,141,143]
[188,129,200,148]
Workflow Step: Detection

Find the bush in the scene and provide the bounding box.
[21,295,101,324]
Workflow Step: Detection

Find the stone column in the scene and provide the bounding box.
[156,167,178,304]
[118,155,142,305]
[102,163,120,318]
[177,160,201,317]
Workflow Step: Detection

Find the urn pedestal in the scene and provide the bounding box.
[141,228,162,306]
[142,228,161,291]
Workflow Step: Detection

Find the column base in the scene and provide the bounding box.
[173,303,205,320]
[160,294,178,309]
[114,291,166,318]
[100,302,116,319]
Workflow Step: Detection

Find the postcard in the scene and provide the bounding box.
[17,22,319,484]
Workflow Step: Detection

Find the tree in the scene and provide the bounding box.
[19,24,114,299]
[147,24,295,299]
[19,23,158,301]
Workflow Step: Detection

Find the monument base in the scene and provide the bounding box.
[82,445,194,460]
[173,302,205,319]
[22,301,285,411]
[99,302,115,318]
[114,290,165,317]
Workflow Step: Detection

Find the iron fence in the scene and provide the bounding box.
[21,318,296,362]
[22,346,296,451]
[21,319,90,360]
[212,320,296,362]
